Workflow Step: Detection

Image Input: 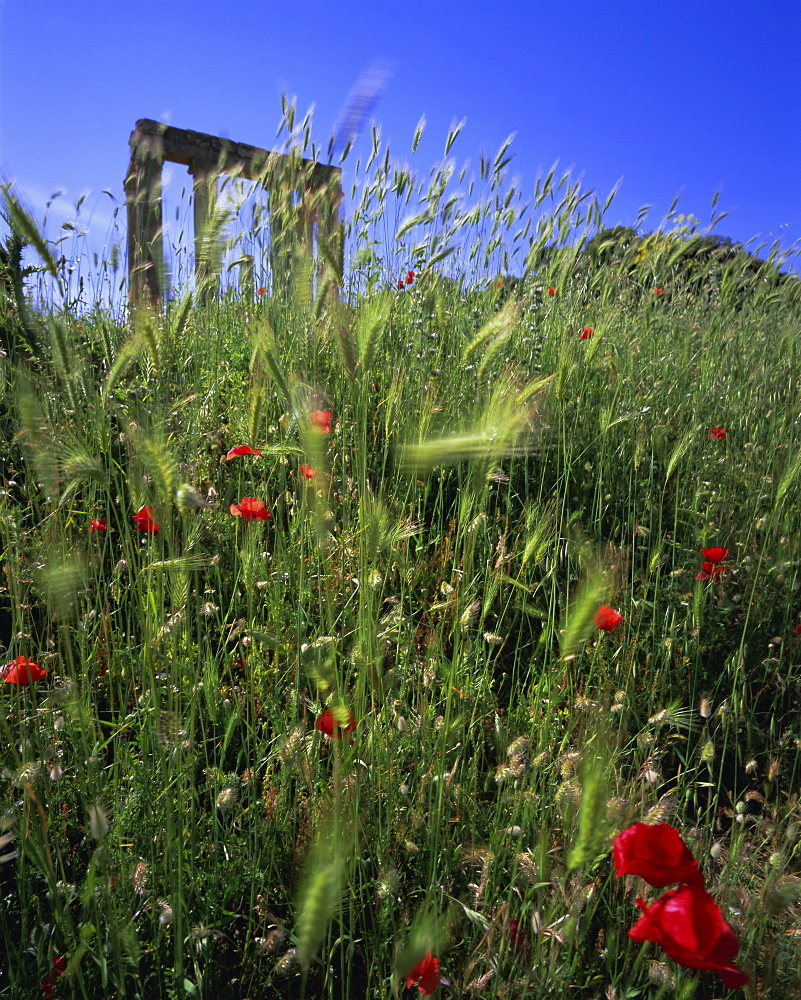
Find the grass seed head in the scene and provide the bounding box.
[459,600,481,627]
[556,776,582,807]
[254,928,286,954]
[278,726,305,764]
[274,948,299,975]
[517,851,539,884]
[216,786,239,811]
[157,711,189,749]
[643,796,675,825]
[131,860,150,895]
[88,802,109,840]
[12,762,42,787]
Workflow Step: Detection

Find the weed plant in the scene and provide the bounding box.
[0,108,800,999]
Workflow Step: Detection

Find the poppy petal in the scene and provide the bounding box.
[594,605,623,632]
[405,951,440,994]
[309,410,332,434]
[226,445,262,459]
[627,885,747,987]
[132,506,159,533]
[230,497,270,521]
[700,547,728,564]
[2,656,46,685]
[613,823,704,888]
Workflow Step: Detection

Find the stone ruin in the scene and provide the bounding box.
[124,118,343,308]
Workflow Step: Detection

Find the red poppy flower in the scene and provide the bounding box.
[700,547,728,564]
[298,464,316,479]
[613,823,704,888]
[315,706,357,739]
[406,270,415,285]
[41,955,67,998]
[709,427,726,440]
[226,445,262,460]
[2,656,46,685]
[696,565,726,580]
[509,919,527,955]
[579,327,594,340]
[547,287,556,295]
[397,279,405,290]
[695,561,726,581]
[229,497,270,521]
[628,884,748,988]
[594,605,623,632]
[795,624,801,636]
[257,287,266,296]
[405,950,440,995]
[132,506,159,533]
[88,518,107,532]
[654,288,664,295]
[310,410,332,434]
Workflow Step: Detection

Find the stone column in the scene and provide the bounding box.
[190,163,216,305]
[125,125,167,310]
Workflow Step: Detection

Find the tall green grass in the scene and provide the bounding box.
[0,110,800,999]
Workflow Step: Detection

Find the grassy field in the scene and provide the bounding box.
[1,120,800,999]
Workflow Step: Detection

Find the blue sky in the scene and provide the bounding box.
[1,0,799,281]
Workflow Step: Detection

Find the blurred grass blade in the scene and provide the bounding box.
[560,566,608,662]
[4,190,60,279]
[102,329,143,401]
[251,320,293,408]
[295,805,353,971]
[168,291,194,341]
[463,300,518,364]
[401,371,549,474]
[135,433,179,505]
[775,450,801,508]
[356,290,392,371]
[567,744,610,870]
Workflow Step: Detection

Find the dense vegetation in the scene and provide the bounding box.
[1,114,800,999]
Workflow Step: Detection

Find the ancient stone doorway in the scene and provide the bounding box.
[124,119,343,308]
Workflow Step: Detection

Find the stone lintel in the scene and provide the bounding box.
[126,119,343,309]
[130,119,339,186]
